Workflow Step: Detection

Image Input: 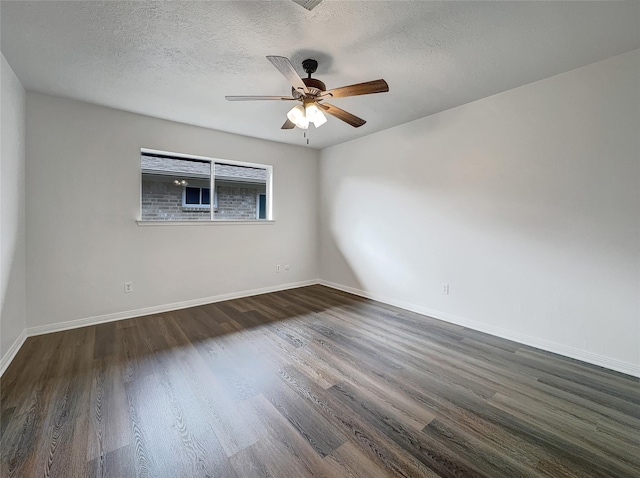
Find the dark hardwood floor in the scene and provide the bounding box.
[1,285,638,477]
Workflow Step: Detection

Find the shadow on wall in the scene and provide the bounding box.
[319,226,364,293]
[328,177,432,303]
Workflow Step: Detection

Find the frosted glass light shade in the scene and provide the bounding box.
[305,103,319,118]
[304,103,327,128]
[287,105,309,129]
[287,105,304,123]
[312,110,327,127]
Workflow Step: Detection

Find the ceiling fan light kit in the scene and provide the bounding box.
[286,103,327,129]
[225,56,389,136]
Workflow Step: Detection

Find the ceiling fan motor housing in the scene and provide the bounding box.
[291,59,326,97]
[293,77,327,98]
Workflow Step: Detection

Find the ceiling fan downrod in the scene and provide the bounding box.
[302,58,318,78]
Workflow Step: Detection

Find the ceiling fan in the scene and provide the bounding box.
[225,56,389,130]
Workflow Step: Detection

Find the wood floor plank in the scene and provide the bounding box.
[0,406,15,440]
[244,394,336,477]
[171,336,262,457]
[1,332,64,412]
[329,380,490,477]
[229,438,307,478]
[489,392,640,474]
[262,371,349,458]
[1,383,47,477]
[1,285,638,477]
[89,444,137,478]
[86,357,132,465]
[258,349,444,477]
[133,319,239,477]
[323,441,403,478]
[93,322,117,360]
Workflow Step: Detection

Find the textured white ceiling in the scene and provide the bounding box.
[2,1,639,149]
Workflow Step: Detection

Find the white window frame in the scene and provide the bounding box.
[139,148,273,224]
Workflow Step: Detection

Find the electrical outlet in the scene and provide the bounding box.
[124,282,133,293]
[441,283,449,295]
[276,265,281,273]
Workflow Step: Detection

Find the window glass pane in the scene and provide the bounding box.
[141,154,211,221]
[258,194,267,219]
[201,188,211,205]
[185,187,200,204]
[214,164,267,220]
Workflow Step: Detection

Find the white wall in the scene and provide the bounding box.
[319,50,640,375]
[25,93,319,331]
[1,54,27,371]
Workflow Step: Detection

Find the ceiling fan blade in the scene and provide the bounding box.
[292,0,324,11]
[321,79,389,99]
[281,119,295,129]
[266,56,309,95]
[225,95,296,101]
[318,103,366,128]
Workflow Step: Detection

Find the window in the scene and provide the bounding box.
[140,149,271,222]
[257,194,267,220]
[183,187,211,207]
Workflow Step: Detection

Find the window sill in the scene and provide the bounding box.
[181,207,212,212]
[136,220,275,227]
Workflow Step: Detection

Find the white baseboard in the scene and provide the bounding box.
[0,329,28,377]
[0,280,316,377]
[3,279,638,379]
[26,279,317,337]
[318,279,640,378]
